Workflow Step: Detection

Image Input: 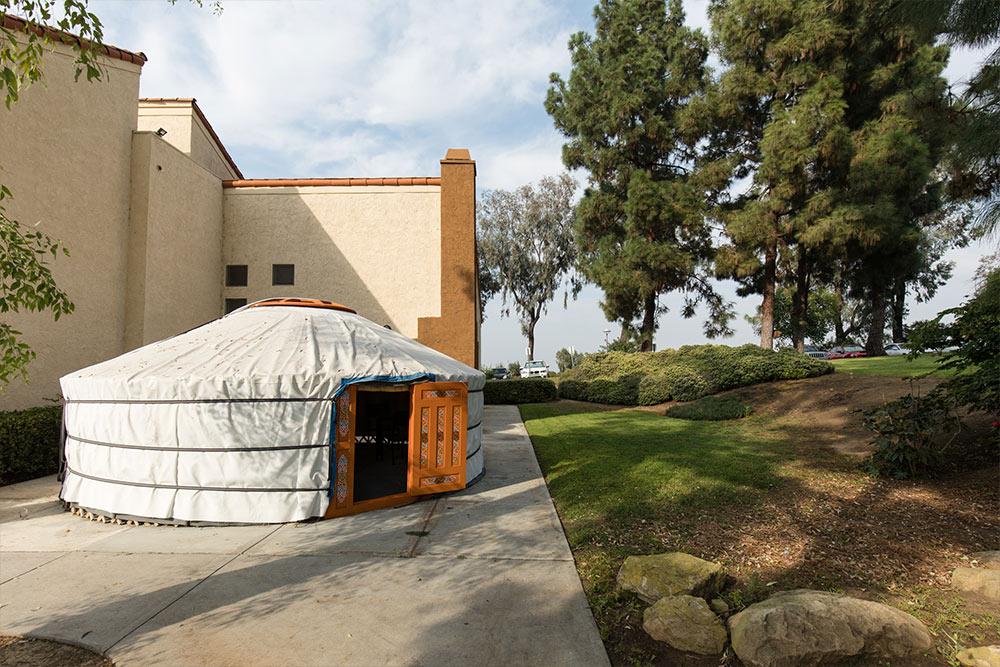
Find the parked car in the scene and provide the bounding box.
[826,345,866,359]
[884,343,910,356]
[803,345,828,359]
[490,367,510,380]
[520,360,550,378]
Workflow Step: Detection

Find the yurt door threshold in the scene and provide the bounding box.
[325,381,468,518]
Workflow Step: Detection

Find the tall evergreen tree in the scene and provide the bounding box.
[546,0,731,351]
[710,0,954,354]
[709,0,853,351]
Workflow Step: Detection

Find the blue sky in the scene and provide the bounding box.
[91,0,996,367]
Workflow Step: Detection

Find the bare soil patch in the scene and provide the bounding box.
[0,636,111,667]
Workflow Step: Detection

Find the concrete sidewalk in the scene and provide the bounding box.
[0,406,609,666]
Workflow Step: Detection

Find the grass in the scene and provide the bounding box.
[832,353,947,377]
[665,395,752,421]
[520,395,999,665]
[521,401,793,664]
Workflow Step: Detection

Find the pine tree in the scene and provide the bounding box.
[709,0,853,351]
[546,0,731,351]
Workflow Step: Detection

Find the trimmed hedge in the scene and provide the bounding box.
[666,396,753,421]
[0,405,62,485]
[483,378,557,404]
[558,344,832,405]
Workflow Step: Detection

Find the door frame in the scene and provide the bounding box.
[325,384,417,518]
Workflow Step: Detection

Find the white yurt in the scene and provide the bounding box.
[59,298,485,524]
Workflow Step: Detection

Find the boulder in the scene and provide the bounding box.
[643,595,728,655]
[957,645,1000,667]
[728,589,932,667]
[953,567,1000,602]
[617,552,725,603]
[710,597,730,615]
[970,552,1000,570]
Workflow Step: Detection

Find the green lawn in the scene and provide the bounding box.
[520,397,998,665]
[521,401,802,663]
[831,353,946,377]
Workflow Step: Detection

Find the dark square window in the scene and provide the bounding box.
[224,298,247,314]
[272,264,295,286]
[225,264,248,287]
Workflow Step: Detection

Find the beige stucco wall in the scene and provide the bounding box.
[0,41,141,410]
[126,133,224,348]
[223,186,442,336]
[137,102,238,181]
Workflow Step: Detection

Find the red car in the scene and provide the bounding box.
[826,345,866,359]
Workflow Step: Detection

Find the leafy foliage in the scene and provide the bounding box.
[0,404,61,484]
[0,0,108,109]
[0,185,73,385]
[558,344,831,405]
[910,268,1000,419]
[546,0,732,349]
[483,378,557,405]
[478,174,578,361]
[555,347,584,372]
[862,390,962,478]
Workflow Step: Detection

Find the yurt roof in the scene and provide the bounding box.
[60,303,484,402]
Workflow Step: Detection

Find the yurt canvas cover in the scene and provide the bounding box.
[59,302,485,523]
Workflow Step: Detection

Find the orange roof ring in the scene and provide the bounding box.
[249,298,357,314]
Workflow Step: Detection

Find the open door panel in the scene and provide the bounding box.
[408,381,467,495]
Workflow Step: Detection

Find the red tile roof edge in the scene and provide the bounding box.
[223,177,442,188]
[139,97,244,180]
[1,14,147,66]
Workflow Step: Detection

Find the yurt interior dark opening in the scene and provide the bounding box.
[353,386,410,502]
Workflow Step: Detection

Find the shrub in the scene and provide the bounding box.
[557,344,831,406]
[663,365,711,401]
[666,396,753,421]
[585,375,641,405]
[861,389,961,478]
[483,378,557,404]
[637,373,672,405]
[0,405,62,485]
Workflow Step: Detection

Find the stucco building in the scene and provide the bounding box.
[0,17,480,410]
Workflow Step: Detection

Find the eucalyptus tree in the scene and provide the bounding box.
[477,174,579,362]
[546,0,732,352]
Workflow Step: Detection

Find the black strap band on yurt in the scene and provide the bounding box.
[65,433,327,453]
[64,466,327,493]
[63,397,333,404]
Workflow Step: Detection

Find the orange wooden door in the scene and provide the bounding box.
[408,382,467,495]
[328,386,356,515]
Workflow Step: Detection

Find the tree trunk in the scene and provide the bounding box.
[866,281,887,356]
[834,280,845,344]
[891,281,905,343]
[790,252,810,352]
[639,293,656,352]
[526,318,536,361]
[759,239,777,350]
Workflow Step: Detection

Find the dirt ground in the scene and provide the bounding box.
[0,636,111,667]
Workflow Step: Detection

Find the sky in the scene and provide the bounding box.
[89,0,997,368]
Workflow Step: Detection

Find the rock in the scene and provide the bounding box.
[953,567,1000,602]
[617,552,725,603]
[728,589,932,667]
[710,598,730,615]
[957,645,1000,667]
[643,595,728,655]
[970,552,1000,570]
